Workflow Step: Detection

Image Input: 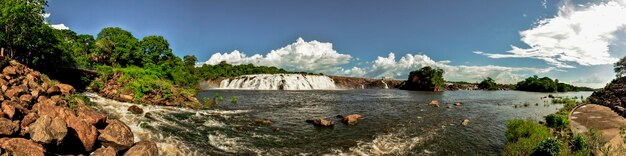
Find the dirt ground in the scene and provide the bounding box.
[570,104,626,154]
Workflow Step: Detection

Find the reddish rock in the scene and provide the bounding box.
[0,118,19,135]
[2,66,17,75]
[98,120,134,150]
[119,94,134,102]
[77,107,107,126]
[254,119,273,125]
[4,87,22,98]
[340,114,364,125]
[123,141,159,156]
[2,101,16,119]
[305,118,335,127]
[66,114,98,151]
[0,138,45,156]
[55,84,75,95]
[90,146,117,156]
[20,94,32,104]
[33,101,74,120]
[46,85,61,95]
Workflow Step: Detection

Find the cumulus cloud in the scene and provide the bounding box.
[203,38,352,75]
[359,52,554,84]
[201,38,556,84]
[476,0,626,68]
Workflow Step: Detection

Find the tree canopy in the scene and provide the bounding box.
[479,77,498,90]
[401,66,445,91]
[515,75,591,92]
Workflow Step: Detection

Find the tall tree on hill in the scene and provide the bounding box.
[140,35,174,65]
[95,27,142,67]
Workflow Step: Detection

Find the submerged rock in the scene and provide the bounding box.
[254,119,273,125]
[128,105,143,114]
[461,119,470,126]
[337,114,364,125]
[306,118,335,127]
[428,100,439,107]
[123,141,159,156]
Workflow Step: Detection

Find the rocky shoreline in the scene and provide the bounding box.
[589,76,626,117]
[0,60,157,155]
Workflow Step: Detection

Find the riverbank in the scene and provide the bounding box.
[570,104,626,153]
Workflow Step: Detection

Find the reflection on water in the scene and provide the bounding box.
[86,90,591,155]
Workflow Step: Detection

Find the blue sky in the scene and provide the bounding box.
[45,0,626,88]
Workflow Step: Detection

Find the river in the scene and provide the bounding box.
[84,90,592,155]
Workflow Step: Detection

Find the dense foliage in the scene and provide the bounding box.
[195,61,301,80]
[515,75,593,92]
[504,119,551,156]
[401,66,445,91]
[478,77,497,90]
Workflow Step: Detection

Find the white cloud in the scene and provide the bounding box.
[359,52,555,84]
[200,38,556,84]
[203,38,352,75]
[477,0,626,68]
[50,24,69,30]
[42,13,70,30]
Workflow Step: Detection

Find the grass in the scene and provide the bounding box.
[503,119,551,156]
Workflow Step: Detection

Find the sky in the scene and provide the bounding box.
[45,0,626,88]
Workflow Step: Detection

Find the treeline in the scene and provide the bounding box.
[195,61,317,80]
[515,76,594,92]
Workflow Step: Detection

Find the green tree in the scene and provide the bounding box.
[615,56,626,78]
[478,77,497,90]
[95,27,142,67]
[183,55,197,68]
[139,35,174,65]
[402,66,445,91]
[0,0,47,58]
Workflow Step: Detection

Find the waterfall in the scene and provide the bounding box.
[218,74,337,90]
[381,80,389,89]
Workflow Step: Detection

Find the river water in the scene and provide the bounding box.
[84,90,591,155]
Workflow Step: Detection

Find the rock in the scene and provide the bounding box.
[98,120,134,150]
[20,94,32,104]
[0,118,19,135]
[55,84,75,95]
[1,102,15,119]
[428,100,439,107]
[33,101,74,120]
[446,105,451,108]
[77,107,107,126]
[461,119,470,126]
[305,118,335,127]
[254,119,273,125]
[21,113,38,129]
[454,102,462,106]
[340,114,364,125]
[66,114,98,151]
[127,105,143,114]
[46,85,61,95]
[0,138,45,156]
[274,128,281,132]
[4,87,22,98]
[2,66,16,76]
[119,94,134,102]
[28,115,68,145]
[90,146,116,156]
[123,141,159,156]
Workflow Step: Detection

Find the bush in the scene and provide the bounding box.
[504,119,551,156]
[534,137,560,156]
[544,114,569,130]
[571,134,588,153]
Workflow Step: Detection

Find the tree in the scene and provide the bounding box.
[183,55,197,68]
[615,56,626,78]
[95,27,142,67]
[139,35,173,65]
[401,66,445,91]
[478,77,497,90]
[0,0,48,58]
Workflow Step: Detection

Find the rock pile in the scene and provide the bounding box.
[0,60,158,155]
[589,77,626,117]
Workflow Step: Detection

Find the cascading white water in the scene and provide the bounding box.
[381,80,389,89]
[218,74,337,90]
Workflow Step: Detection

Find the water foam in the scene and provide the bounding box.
[218,74,337,90]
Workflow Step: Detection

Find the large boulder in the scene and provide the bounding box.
[76,107,107,127]
[428,100,440,107]
[98,120,134,150]
[0,118,19,135]
[123,141,159,156]
[66,114,98,151]
[4,87,22,99]
[2,66,17,76]
[28,115,67,145]
[0,138,45,156]
[1,101,16,119]
[90,146,117,156]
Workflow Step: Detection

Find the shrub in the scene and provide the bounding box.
[571,134,588,153]
[544,114,569,130]
[504,119,551,156]
[534,137,560,156]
